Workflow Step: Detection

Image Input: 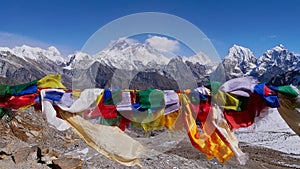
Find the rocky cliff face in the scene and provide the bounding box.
[267,69,300,86]
[0,50,59,84]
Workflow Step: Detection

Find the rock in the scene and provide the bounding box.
[40,148,59,164]
[12,146,37,164]
[52,157,82,169]
[8,109,43,142]
[0,151,10,159]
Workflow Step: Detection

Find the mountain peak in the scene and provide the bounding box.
[278,44,285,49]
[270,44,286,52]
[108,37,138,50]
[255,44,299,82]
[96,37,170,70]
[232,44,243,48]
[231,44,249,50]
[8,45,65,63]
[223,44,257,79]
[48,46,61,55]
[227,44,256,61]
[231,44,250,51]
[264,44,292,57]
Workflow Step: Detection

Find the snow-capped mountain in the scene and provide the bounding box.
[222,44,257,79]
[65,38,218,73]
[63,38,217,88]
[1,41,300,88]
[256,44,298,74]
[222,44,299,83]
[0,45,65,85]
[254,44,299,82]
[0,45,65,64]
[94,38,170,70]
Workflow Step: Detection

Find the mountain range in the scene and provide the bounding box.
[223,44,300,85]
[0,39,299,89]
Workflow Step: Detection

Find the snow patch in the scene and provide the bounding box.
[236,109,300,155]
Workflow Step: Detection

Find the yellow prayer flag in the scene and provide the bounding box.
[37,74,66,89]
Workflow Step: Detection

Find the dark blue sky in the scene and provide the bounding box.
[1,0,300,57]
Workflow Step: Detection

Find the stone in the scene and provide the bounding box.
[12,147,37,164]
[52,157,82,169]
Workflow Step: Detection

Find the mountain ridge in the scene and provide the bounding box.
[0,41,299,88]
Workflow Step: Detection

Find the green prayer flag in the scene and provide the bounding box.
[208,81,223,95]
[100,115,121,126]
[278,86,299,98]
[0,108,9,120]
[6,79,38,95]
[0,84,8,96]
[137,88,164,109]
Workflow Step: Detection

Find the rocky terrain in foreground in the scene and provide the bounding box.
[1,107,300,169]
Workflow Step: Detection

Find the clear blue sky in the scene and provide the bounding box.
[1,0,300,58]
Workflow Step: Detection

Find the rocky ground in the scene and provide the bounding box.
[1,107,299,169]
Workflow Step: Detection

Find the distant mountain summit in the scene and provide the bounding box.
[222,44,257,79]
[94,38,170,70]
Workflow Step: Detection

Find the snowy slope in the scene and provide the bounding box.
[182,52,213,65]
[65,51,96,69]
[236,109,300,155]
[0,47,12,54]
